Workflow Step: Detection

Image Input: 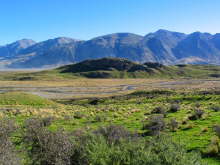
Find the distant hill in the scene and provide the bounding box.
[56,58,166,78]
[54,58,220,79]
[2,30,220,69]
[59,58,150,73]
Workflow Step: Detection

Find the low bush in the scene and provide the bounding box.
[143,115,166,136]
[89,98,104,105]
[188,108,204,120]
[213,125,220,138]
[169,118,179,132]
[93,114,108,122]
[74,112,85,119]
[94,125,135,144]
[151,106,166,116]
[211,105,220,112]
[169,103,180,112]
[203,136,219,156]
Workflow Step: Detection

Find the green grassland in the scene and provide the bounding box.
[0,92,56,106]
[1,59,220,164]
[1,90,220,164]
[1,63,220,81]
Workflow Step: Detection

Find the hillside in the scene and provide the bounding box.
[2,30,220,68]
[54,58,220,79]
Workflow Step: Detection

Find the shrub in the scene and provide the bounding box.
[23,118,73,165]
[74,112,85,119]
[181,117,189,125]
[94,125,135,144]
[89,99,99,105]
[169,118,179,132]
[213,125,220,138]
[169,103,180,113]
[143,115,166,136]
[211,105,220,112]
[41,117,54,126]
[146,135,203,165]
[93,114,108,122]
[0,119,20,165]
[21,118,204,165]
[72,128,203,165]
[151,106,166,116]
[204,144,219,156]
[203,136,219,156]
[188,108,204,120]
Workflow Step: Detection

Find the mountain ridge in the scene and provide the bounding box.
[1,30,220,69]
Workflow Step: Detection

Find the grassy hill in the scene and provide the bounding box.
[37,58,220,79]
[0,92,56,107]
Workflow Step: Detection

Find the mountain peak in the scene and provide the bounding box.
[53,37,80,43]
[9,39,36,49]
[190,31,211,36]
[156,29,173,34]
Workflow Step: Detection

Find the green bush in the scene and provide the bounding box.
[72,133,203,165]
[3,117,203,165]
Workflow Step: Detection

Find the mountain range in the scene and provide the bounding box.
[1,29,220,69]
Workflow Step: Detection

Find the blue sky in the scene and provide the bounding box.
[0,0,219,45]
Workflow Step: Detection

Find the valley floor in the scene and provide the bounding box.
[1,78,220,164]
[0,78,220,99]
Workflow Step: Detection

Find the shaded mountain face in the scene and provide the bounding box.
[75,33,144,62]
[140,30,187,64]
[173,32,220,64]
[2,30,220,69]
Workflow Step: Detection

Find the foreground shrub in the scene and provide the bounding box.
[72,131,203,165]
[20,119,204,165]
[0,119,20,165]
[23,118,74,165]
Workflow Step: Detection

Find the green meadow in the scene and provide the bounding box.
[1,88,220,164]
